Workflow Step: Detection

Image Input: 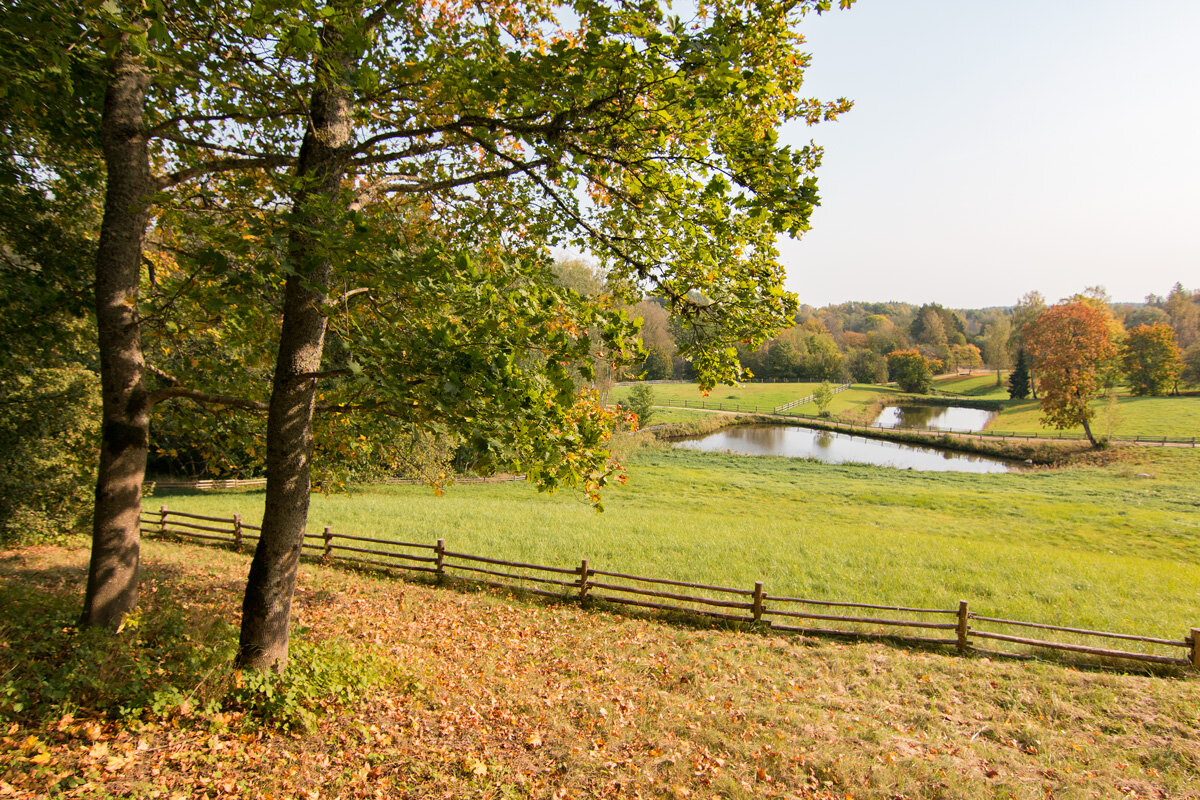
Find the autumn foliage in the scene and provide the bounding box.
[1025,301,1117,445]
[1121,323,1182,396]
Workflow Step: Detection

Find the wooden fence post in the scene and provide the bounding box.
[435,538,445,583]
[956,600,970,654]
[579,559,590,606]
[752,582,764,623]
[322,526,333,561]
[1190,628,1200,670]
[233,514,242,552]
[159,506,168,536]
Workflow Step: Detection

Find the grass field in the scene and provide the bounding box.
[991,395,1200,439]
[611,381,826,412]
[5,542,1197,799]
[611,381,900,417]
[933,372,1010,398]
[155,446,1200,644]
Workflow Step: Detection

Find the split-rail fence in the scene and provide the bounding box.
[142,506,1199,672]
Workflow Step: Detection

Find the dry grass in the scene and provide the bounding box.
[3,541,1198,799]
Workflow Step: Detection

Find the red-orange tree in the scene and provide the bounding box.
[1025,301,1117,446]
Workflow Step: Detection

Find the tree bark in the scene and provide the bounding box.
[237,42,354,671]
[81,36,154,628]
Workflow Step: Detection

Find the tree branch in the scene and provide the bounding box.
[149,385,268,410]
[159,155,295,189]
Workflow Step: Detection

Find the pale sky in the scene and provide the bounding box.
[782,0,1200,308]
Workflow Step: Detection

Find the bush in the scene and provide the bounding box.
[0,366,99,545]
[626,383,656,427]
[886,349,933,394]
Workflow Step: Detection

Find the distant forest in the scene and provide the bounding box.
[624,282,1200,386]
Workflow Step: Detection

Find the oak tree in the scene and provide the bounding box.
[1025,301,1116,446]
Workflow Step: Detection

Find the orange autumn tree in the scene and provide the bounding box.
[1025,301,1117,446]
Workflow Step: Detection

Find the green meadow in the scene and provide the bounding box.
[932,372,1010,398]
[610,380,899,417]
[156,446,1200,643]
[610,380,827,411]
[991,395,1200,439]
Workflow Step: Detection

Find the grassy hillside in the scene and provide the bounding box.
[153,447,1200,643]
[3,541,1196,800]
[933,372,1010,398]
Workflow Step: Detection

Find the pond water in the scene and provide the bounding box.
[673,424,1011,473]
[873,404,997,432]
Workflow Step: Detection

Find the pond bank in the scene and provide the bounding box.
[649,409,1101,466]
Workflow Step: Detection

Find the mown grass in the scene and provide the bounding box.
[3,542,1197,800]
[611,381,827,412]
[154,446,1200,646]
[638,406,715,425]
[613,381,901,419]
[992,395,1200,439]
[934,372,1010,398]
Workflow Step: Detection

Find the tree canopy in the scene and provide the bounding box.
[2,0,859,662]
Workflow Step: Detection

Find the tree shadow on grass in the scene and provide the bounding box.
[0,550,242,723]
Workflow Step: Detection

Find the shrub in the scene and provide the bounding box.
[626,383,656,427]
[886,349,933,394]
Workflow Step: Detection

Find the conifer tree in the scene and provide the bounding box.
[1008,349,1031,399]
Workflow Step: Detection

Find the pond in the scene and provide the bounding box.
[872,404,997,432]
[673,424,1012,473]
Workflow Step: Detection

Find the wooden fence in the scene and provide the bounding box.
[142,506,1198,672]
[773,383,852,414]
[150,478,269,492]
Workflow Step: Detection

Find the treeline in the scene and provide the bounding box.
[628,284,1200,392]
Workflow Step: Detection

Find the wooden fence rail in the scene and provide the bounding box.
[773,383,852,414]
[141,506,1199,672]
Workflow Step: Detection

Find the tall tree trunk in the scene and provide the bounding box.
[237,45,353,671]
[81,36,154,628]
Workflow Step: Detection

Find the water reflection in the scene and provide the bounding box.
[873,405,996,432]
[674,424,1010,473]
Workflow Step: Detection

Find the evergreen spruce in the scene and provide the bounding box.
[1008,349,1031,399]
